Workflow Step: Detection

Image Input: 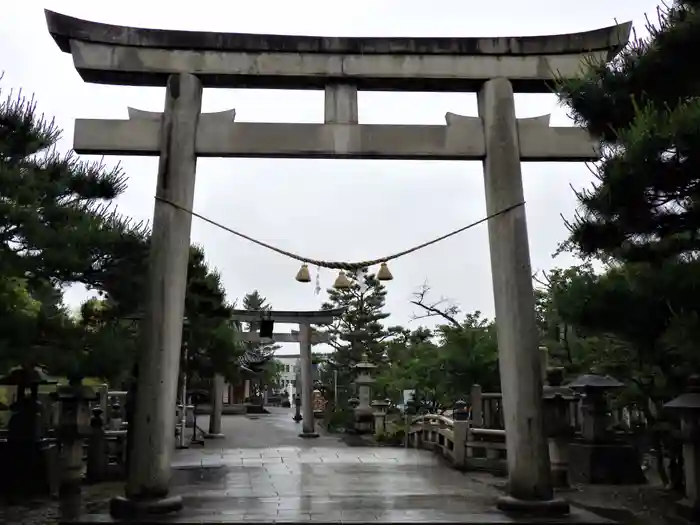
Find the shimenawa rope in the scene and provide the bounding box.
[154,196,525,272]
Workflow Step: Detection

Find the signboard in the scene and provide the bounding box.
[402,389,415,406]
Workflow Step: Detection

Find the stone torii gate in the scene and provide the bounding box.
[232,308,342,437]
[44,10,631,518]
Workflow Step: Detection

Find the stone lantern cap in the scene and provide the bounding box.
[566,374,623,390]
[665,375,700,411]
[0,365,56,386]
[54,384,99,401]
[371,399,391,407]
[354,353,377,370]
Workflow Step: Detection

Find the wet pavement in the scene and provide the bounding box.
[74,408,610,523]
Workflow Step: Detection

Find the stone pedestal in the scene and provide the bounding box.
[353,355,377,435]
[568,441,645,485]
[566,374,644,485]
[372,399,390,437]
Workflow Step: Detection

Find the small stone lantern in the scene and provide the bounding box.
[54,380,99,495]
[453,400,469,421]
[665,375,700,521]
[353,354,377,434]
[109,397,123,431]
[566,373,644,484]
[371,398,391,436]
[542,367,575,487]
[567,374,623,443]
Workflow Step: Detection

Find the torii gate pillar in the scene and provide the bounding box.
[298,322,317,437]
[111,73,201,518]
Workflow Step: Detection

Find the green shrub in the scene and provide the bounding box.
[326,407,354,432]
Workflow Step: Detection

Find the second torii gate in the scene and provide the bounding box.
[231,308,344,437]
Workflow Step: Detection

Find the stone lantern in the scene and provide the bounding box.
[371,398,391,436]
[566,373,644,484]
[453,399,469,421]
[542,367,575,488]
[568,374,622,442]
[54,380,99,496]
[109,396,124,431]
[665,375,700,521]
[1,364,54,498]
[352,354,377,434]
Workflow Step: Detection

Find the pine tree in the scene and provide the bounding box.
[182,246,241,384]
[556,1,700,262]
[0,82,148,287]
[0,79,149,369]
[320,269,394,405]
[238,291,279,396]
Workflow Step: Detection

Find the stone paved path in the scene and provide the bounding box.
[77,408,608,523]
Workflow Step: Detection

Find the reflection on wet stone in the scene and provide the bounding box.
[61,409,609,523]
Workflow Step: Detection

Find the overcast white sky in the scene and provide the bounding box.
[2,0,659,354]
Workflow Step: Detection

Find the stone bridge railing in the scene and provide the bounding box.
[407,413,507,473]
[404,377,650,486]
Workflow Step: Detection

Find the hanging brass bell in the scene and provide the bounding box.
[377,262,394,281]
[333,271,352,289]
[295,263,311,283]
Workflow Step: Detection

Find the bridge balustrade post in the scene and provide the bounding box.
[453,401,470,469]
[470,385,483,428]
